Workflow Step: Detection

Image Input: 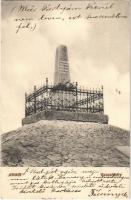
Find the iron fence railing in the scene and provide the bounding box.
[25,78,104,117]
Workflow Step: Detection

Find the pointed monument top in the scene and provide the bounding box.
[58,44,67,47]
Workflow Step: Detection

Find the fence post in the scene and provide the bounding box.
[34,85,36,114]
[87,92,88,113]
[102,85,104,113]
[25,92,27,117]
[76,82,78,110]
[46,77,48,88]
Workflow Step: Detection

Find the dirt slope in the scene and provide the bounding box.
[1,120,130,167]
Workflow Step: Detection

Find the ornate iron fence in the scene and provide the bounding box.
[25,78,104,117]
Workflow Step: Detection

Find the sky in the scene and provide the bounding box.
[1,1,130,132]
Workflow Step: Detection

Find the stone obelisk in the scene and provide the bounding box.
[54,45,70,85]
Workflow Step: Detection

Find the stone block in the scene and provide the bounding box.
[22,110,108,125]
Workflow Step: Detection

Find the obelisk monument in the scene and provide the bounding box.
[54,45,70,85]
[22,44,109,125]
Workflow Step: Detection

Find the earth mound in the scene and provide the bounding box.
[1,120,130,167]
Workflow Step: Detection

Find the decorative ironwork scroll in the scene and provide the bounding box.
[25,78,104,117]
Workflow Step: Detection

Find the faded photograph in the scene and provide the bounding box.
[1,0,130,167]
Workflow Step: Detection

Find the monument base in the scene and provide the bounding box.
[22,110,108,125]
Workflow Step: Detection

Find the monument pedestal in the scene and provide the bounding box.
[22,110,108,125]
